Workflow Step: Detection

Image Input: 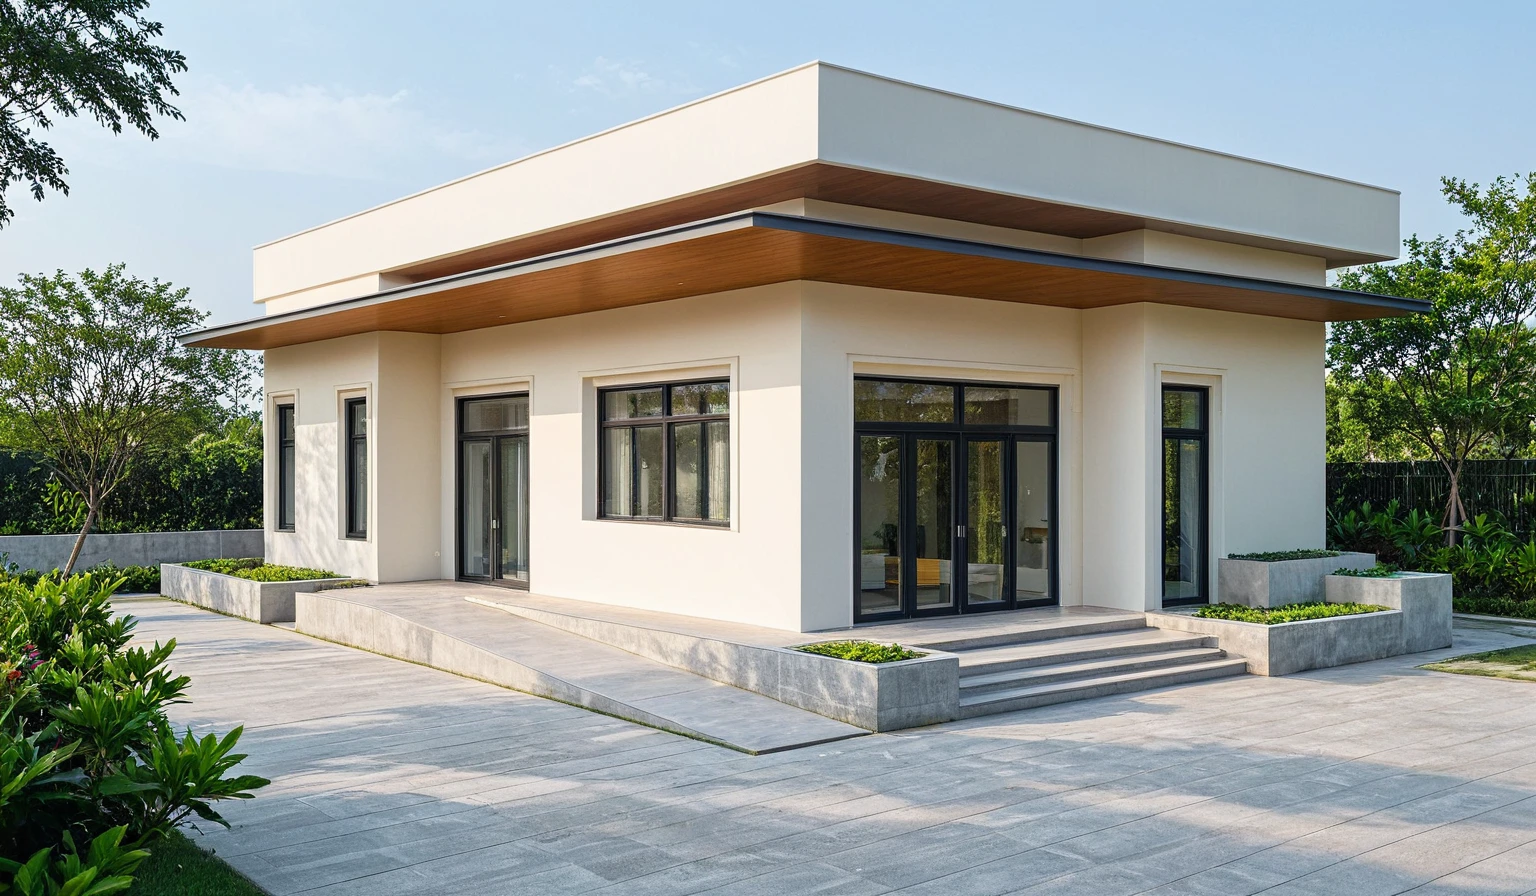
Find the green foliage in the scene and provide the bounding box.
[1331,563,1400,578]
[1329,174,1536,534]
[1,563,159,595]
[0,575,268,891]
[1193,602,1387,625]
[120,831,263,896]
[181,559,336,582]
[1225,549,1341,562]
[795,640,922,663]
[0,0,187,227]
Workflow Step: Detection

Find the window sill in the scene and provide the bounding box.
[595,516,731,530]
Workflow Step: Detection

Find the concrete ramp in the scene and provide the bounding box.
[293,583,865,754]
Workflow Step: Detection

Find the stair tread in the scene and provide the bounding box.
[907,615,1148,650]
[960,647,1226,689]
[953,629,1208,666]
[959,657,1248,707]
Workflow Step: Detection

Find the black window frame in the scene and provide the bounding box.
[344,396,368,540]
[1161,384,1209,606]
[598,378,730,526]
[275,403,295,533]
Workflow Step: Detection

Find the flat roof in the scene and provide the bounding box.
[188,212,1426,350]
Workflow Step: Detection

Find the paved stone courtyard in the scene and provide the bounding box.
[132,598,1536,895]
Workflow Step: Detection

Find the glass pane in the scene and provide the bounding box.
[967,440,1005,605]
[672,422,702,520]
[914,439,953,610]
[603,388,663,421]
[858,435,902,616]
[1015,441,1051,602]
[460,441,492,576]
[348,435,368,535]
[463,395,528,432]
[499,436,529,582]
[278,405,294,441]
[706,421,729,522]
[1163,437,1205,601]
[602,428,633,517]
[636,425,664,517]
[279,443,295,529]
[348,400,367,437]
[965,387,1051,427]
[670,382,729,417]
[854,380,956,423]
[1163,388,1204,430]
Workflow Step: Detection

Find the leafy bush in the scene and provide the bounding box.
[796,640,923,663]
[1194,601,1387,624]
[182,559,338,582]
[0,574,268,891]
[1331,563,1400,578]
[1,561,160,594]
[1226,549,1341,562]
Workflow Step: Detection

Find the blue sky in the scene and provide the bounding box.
[1,0,1531,326]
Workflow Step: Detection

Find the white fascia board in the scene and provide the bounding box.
[814,64,1400,265]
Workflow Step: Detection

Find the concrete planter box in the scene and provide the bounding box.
[1325,571,1452,653]
[1218,552,1375,607]
[1147,606,1404,676]
[160,563,354,624]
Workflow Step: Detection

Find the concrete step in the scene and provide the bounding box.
[905,613,1148,651]
[959,647,1228,694]
[954,629,1216,676]
[957,657,1249,718]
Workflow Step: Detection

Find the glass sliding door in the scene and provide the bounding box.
[964,439,1006,609]
[857,435,903,617]
[457,394,531,588]
[913,438,954,611]
[1162,386,1208,605]
[1014,439,1053,606]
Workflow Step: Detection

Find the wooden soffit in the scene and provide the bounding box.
[184,213,1427,350]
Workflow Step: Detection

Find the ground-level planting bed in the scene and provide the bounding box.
[795,640,922,663]
[1423,644,1536,681]
[1196,601,1387,624]
[162,559,358,624]
[125,831,264,896]
[1454,594,1536,620]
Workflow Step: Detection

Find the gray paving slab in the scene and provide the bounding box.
[133,599,1536,896]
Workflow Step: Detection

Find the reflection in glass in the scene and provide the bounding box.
[603,387,663,420]
[914,439,953,609]
[1163,389,1203,430]
[277,405,295,531]
[854,380,956,424]
[670,382,729,416]
[602,428,632,516]
[706,421,729,522]
[636,425,664,517]
[673,422,703,520]
[463,395,529,433]
[858,435,902,616]
[1015,441,1051,602]
[461,440,492,577]
[499,436,529,582]
[1163,437,1204,601]
[967,440,1005,605]
[964,387,1051,427]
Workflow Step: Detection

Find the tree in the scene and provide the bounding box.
[0,0,186,227]
[1330,173,1536,540]
[0,265,252,573]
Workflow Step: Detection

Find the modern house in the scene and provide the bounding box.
[184,62,1419,633]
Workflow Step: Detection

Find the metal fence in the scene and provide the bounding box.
[1327,460,1536,538]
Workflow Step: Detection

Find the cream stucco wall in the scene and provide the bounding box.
[263,286,1324,630]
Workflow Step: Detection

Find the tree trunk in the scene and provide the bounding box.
[1443,469,1465,547]
[61,501,98,577]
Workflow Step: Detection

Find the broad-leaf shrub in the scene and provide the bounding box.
[1329,500,1536,618]
[0,573,268,890]
[183,558,337,581]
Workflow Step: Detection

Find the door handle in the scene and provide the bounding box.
[491,519,498,530]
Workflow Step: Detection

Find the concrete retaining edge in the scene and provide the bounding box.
[467,597,959,731]
[160,563,353,624]
[1218,552,1375,607]
[0,530,262,573]
[1146,608,1406,676]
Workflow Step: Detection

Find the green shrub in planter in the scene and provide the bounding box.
[795,640,922,663]
[0,574,268,891]
[1226,549,1342,562]
[183,558,338,581]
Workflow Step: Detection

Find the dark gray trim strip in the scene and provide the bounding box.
[181,211,1425,345]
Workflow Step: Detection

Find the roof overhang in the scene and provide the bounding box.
[185,212,1427,351]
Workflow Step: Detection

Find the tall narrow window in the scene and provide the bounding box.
[345,397,368,539]
[276,404,295,532]
[600,380,729,525]
[1162,386,1208,605]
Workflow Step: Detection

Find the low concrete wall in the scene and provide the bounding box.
[1147,607,1405,676]
[0,530,262,573]
[1325,572,1453,653]
[1218,552,1375,607]
[469,597,959,731]
[160,563,352,624]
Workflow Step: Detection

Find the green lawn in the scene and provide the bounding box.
[1422,643,1536,682]
[127,832,265,896]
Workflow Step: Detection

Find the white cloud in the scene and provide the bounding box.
[570,57,686,98]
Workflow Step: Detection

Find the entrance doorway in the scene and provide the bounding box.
[854,378,1058,621]
[457,393,530,588]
